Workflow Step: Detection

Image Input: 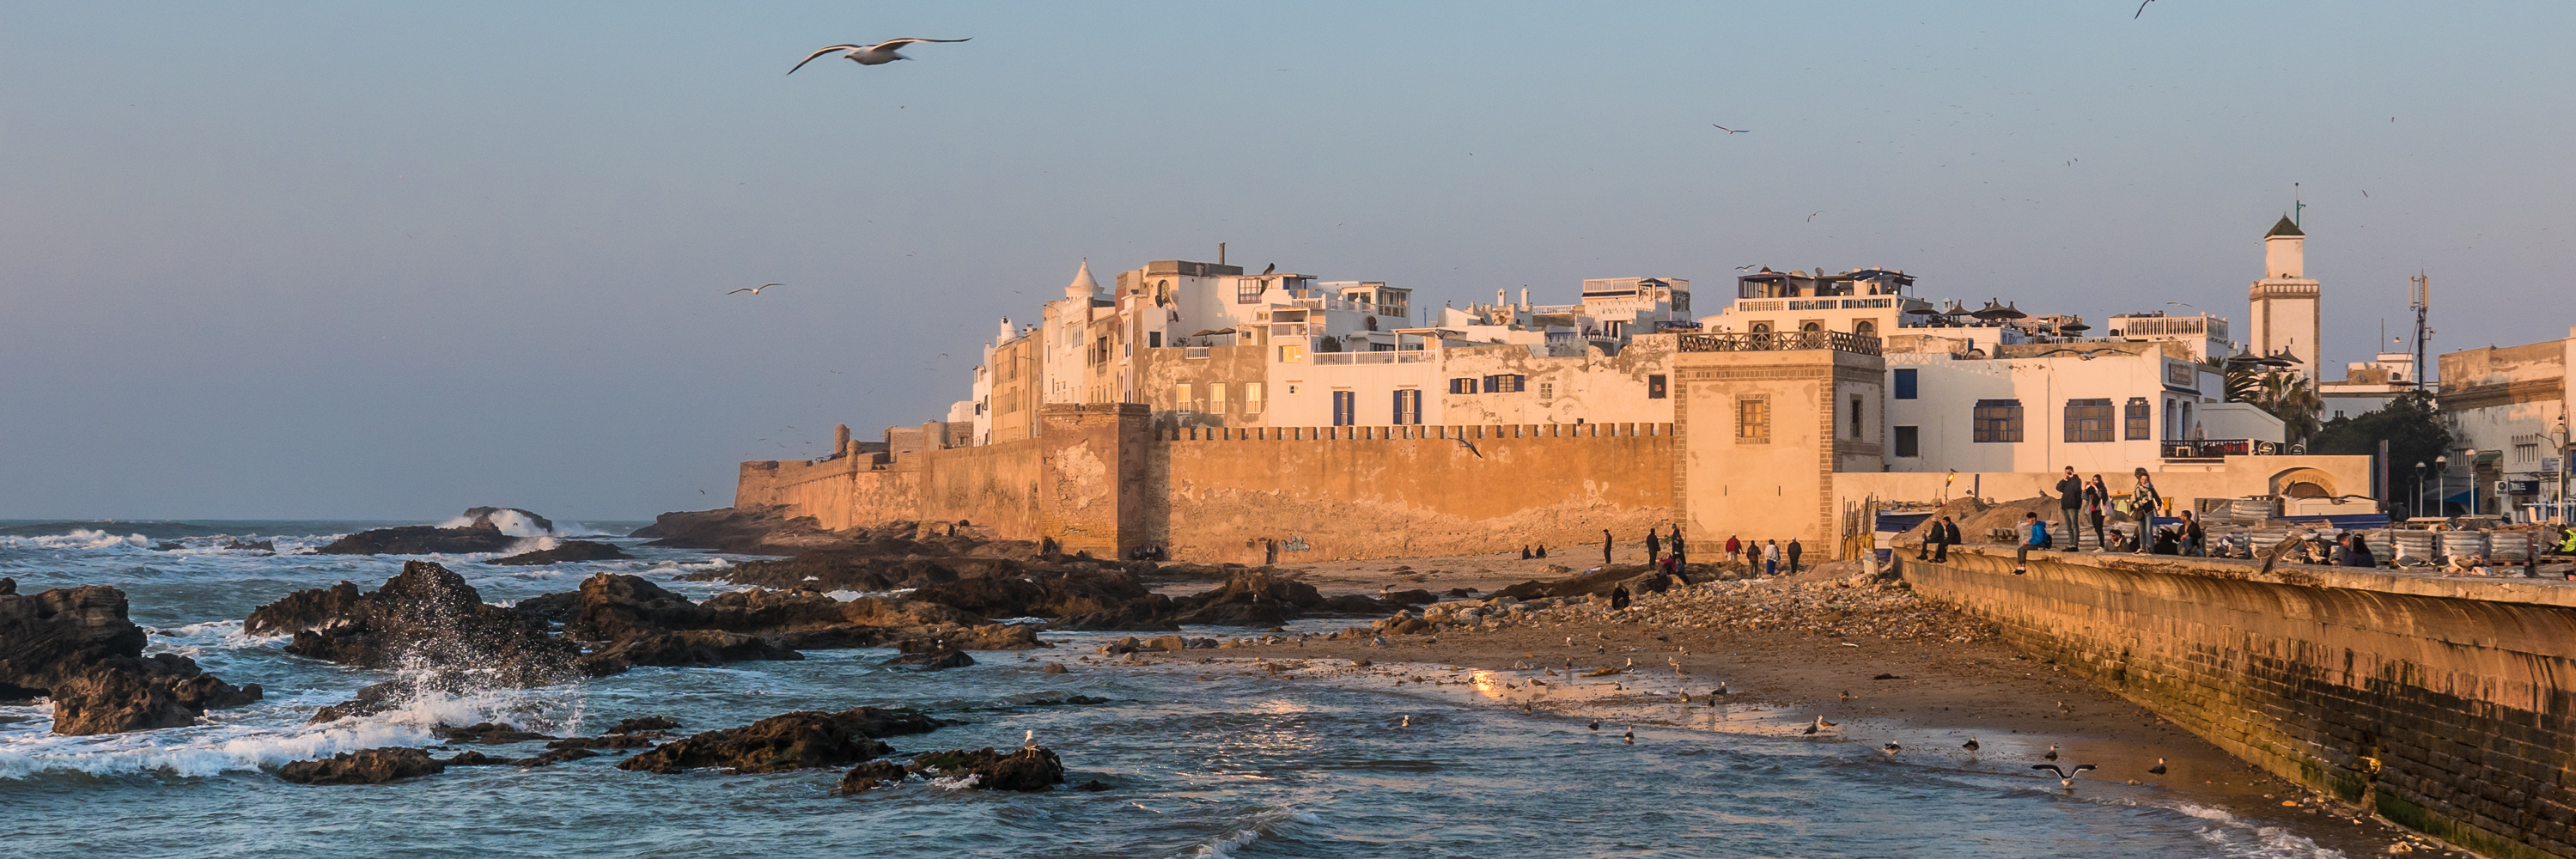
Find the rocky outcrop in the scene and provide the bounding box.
[907,746,1065,792]
[837,759,910,792]
[607,716,680,735]
[1,584,260,735]
[460,507,553,533]
[570,575,716,642]
[488,541,629,566]
[314,525,521,556]
[247,562,581,695]
[275,747,447,784]
[628,505,860,556]
[879,648,974,670]
[617,707,952,775]
[581,630,804,676]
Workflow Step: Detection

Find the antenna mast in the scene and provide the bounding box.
[2409,271,2431,392]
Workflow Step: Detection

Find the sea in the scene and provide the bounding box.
[1,519,2362,858]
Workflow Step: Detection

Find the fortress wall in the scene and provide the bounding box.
[734,439,1044,540]
[1909,547,2576,859]
[1151,423,1676,564]
[915,438,1044,540]
[734,457,921,529]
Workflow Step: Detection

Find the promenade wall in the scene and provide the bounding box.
[1909,547,2576,859]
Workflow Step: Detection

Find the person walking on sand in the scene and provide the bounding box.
[2129,468,2163,554]
[2084,474,2110,551]
[2054,466,2085,551]
[1786,538,1804,575]
[2016,511,2047,575]
[1603,529,1615,565]
[1763,539,1781,576]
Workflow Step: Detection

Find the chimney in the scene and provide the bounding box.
[1218,242,1227,266]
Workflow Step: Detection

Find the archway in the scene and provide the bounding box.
[2268,466,2341,498]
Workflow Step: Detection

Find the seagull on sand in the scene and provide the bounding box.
[2043,744,2059,761]
[1882,742,1902,756]
[1588,719,1601,731]
[1961,738,1981,754]
[789,38,971,73]
[2148,758,2168,775]
[1622,726,1635,745]
[2033,763,2097,787]
[728,283,781,295]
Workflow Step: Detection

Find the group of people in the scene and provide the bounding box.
[1601,527,1804,578]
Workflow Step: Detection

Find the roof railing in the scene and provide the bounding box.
[1677,331,1883,356]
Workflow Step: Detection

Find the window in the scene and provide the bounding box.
[1800,320,1824,332]
[1236,278,1265,304]
[1392,389,1422,424]
[2125,398,2151,440]
[1894,426,1920,458]
[1210,384,1227,414]
[1893,369,1917,399]
[1148,331,1162,348]
[1749,321,1773,333]
[1174,383,1195,413]
[1736,396,1770,443]
[2065,398,2114,442]
[1854,320,1877,337]
[1538,381,1555,402]
[1448,377,1477,394]
[1331,390,1356,426]
[1483,375,1526,393]
[1973,399,2025,443]
[1244,382,1264,414]
[1278,344,1305,362]
[1647,375,1667,399]
[1849,395,1865,438]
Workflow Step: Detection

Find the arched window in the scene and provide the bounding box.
[1801,321,1823,332]
[1854,320,1877,337]
[1750,322,1773,333]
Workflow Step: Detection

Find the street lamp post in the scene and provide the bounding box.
[2436,454,2450,519]
[2556,413,2569,524]
[2415,461,2427,519]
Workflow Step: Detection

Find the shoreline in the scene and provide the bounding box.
[1121,553,2472,857]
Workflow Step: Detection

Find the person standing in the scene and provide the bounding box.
[2015,511,2048,575]
[2084,474,2110,551]
[2054,466,2085,552]
[1603,529,1615,565]
[1725,533,1741,560]
[1786,538,1804,575]
[1743,539,1759,571]
[1763,539,1781,576]
[2129,468,2163,555]
[1672,531,1688,564]
[1646,529,1662,560]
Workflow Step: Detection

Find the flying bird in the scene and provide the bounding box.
[2133,0,2153,18]
[1712,125,1751,134]
[1262,263,1276,275]
[1455,438,1483,459]
[789,38,972,73]
[728,283,781,295]
[1807,211,1823,222]
[2033,763,2097,787]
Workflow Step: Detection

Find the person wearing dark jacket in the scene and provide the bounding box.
[2084,475,2110,551]
[1604,529,1615,565]
[2344,533,2378,568]
[1787,538,1804,574]
[1936,517,1958,563]
[1646,529,1662,559]
[2178,510,2205,557]
[2055,467,2085,552]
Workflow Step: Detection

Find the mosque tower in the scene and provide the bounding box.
[2247,216,2321,380]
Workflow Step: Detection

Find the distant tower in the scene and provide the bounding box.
[1064,259,1099,301]
[2247,215,2321,379]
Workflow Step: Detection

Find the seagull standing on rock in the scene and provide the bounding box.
[789,38,971,73]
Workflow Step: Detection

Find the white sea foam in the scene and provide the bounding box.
[0,716,439,780]
[0,529,149,551]
[1190,807,1320,859]
[824,588,917,602]
[435,509,554,537]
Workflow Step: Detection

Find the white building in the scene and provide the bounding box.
[2248,216,2323,380]
[2438,330,2575,520]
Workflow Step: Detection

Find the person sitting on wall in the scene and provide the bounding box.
[1521,545,1532,560]
[2149,527,2181,555]
[1932,517,1956,564]
[1536,544,1548,559]
[2553,527,2576,557]
[2014,512,2046,575]
[1610,584,1631,610]
[2177,511,2205,557]
[2344,533,2378,568]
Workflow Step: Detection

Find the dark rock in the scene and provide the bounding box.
[1167,570,1323,626]
[581,630,804,677]
[489,540,630,566]
[608,716,681,735]
[570,574,716,642]
[460,507,553,533]
[225,539,276,552]
[880,649,974,670]
[617,707,953,774]
[275,747,446,784]
[509,591,580,625]
[1074,778,1112,791]
[153,542,185,551]
[1,584,259,735]
[1493,564,1659,601]
[517,746,600,766]
[0,578,12,596]
[315,526,521,556]
[547,733,654,750]
[246,562,581,690]
[837,759,910,793]
[1039,662,1069,674]
[1379,589,1436,606]
[1050,596,1182,631]
[440,751,510,766]
[308,680,403,723]
[908,746,1064,792]
[629,505,858,556]
[1317,594,1399,615]
[433,722,557,744]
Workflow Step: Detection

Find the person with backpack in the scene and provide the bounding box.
[2016,511,2047,575]
[2084,474,2110,551]
[2054,466,2085,553]
[2129,468,2163,555]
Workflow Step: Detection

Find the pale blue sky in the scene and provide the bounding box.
[3,2,2569,519]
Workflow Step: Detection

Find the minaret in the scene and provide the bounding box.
[2247,215,2321,380]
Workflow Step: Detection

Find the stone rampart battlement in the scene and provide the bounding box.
[1156,422,1670,442]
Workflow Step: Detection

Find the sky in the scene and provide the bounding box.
[3,2,2571,521]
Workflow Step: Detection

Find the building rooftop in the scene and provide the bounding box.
[2267,215,2305,238]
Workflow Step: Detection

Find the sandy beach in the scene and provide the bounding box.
[1123,550,2476,857]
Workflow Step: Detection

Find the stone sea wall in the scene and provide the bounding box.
[1908,547,2576,859]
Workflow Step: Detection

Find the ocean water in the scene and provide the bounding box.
[0,520,2355,858]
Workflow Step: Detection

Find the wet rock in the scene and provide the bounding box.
[275,747,446,784]
[617,707,953,775]
[434,722,557,744]
[1379,589,1436,606]
[1074,778,1112,791]
[570,574,715,642]
[581,630,804,677]
[0,578,12,597]
[224,539,276,552]
[628,505,859,556]
[509,591,580,625]
[908,746,1064,792]
[489,540,630,566]
[880,648,974,670]
[1,584,260,735]
[1050,596,1182,631]
[1040,663,1069,674]
[547,734,655,751]
[246,561,580,689]
[1317,595,1400,615]
[517,746,601,767]
[440,751,510,766]
[314,525,521,556]
[837,759,910,793]
[1167,570,1321,626]
[607,716,681,735]
[460,507,553,533]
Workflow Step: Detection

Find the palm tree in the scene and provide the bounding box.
[2257,372,2323,444]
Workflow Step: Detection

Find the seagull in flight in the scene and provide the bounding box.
[728,283,781,295]
[2033,763,2097,787]
[1807,211,1823,222]
[789,38,971,73]
[1712,125,1751,134]
[2134,0,2153,18]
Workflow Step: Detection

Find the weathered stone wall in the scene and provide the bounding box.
[734,441,1042,541]
[1152,422,1675,564]
[1909,547,2576,859]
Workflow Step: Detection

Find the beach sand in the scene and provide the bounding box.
[1117,550,2474,857]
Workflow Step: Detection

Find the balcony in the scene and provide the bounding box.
[2161,438,2284,460]
[1312,351,1430,365]
[1678,331,1883,356]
